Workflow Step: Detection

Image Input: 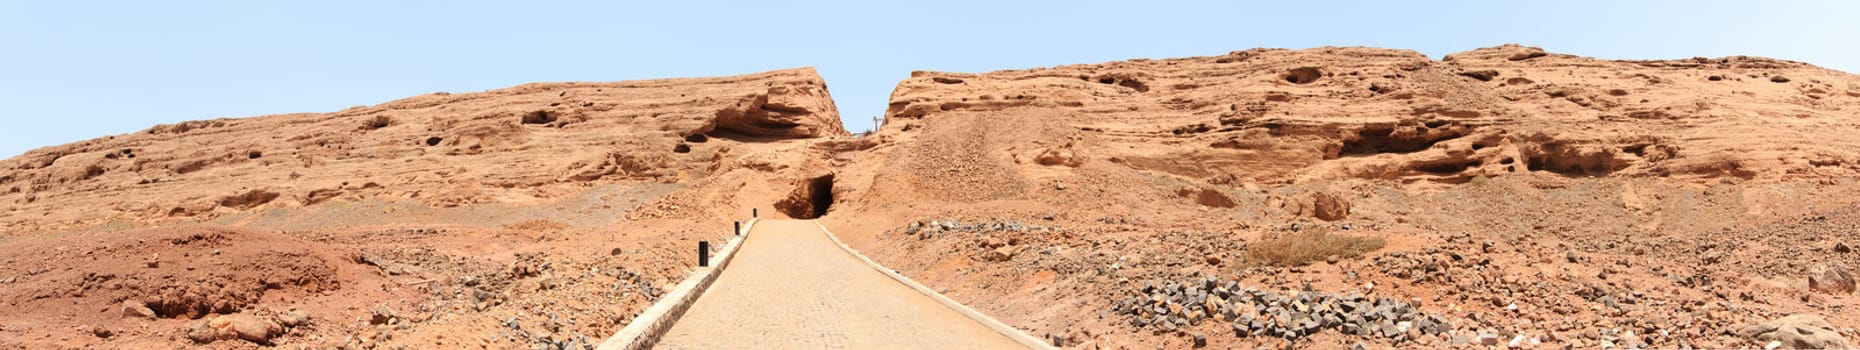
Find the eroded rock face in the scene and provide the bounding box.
[873,45,1860,191]
[0,68,844,236]
[716,83,844,138]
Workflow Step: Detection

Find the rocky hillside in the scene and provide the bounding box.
[0,68,845,236]
[825,45,1860,349]
[0,68,849,349]
[878,44,1856,189]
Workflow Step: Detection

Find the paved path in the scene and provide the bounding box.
[657,220,1027,349]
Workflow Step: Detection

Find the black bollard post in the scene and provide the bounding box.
[734,221,742,236]
[699,241,711,267]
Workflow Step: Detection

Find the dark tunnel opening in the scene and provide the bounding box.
[777,174,835,219]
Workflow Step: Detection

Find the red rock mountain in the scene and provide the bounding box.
[5,46,1860,349]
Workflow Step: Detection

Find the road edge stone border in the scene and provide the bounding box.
[596,218,757,350]
[814,221,1057,350]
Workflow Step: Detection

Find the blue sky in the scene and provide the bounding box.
[3,1,1857,158]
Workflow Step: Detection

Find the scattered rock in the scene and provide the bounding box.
[1739,314,1853,350]
[1771,76,1792,83]
[903,218,1052,243]
[1114,277,1449,342]
[1835,242,1853,254]
[1193,332,1207,348]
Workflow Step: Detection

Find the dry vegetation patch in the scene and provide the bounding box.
[1244,229,1385,267]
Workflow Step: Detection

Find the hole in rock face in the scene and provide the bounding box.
[247,151,262,159]
[1341,125,1465,156]
[425,137,443,146]
[673,144,691,153]
[806,176,834,217]
[363,116,392,130]
[775,174,835,219]
[1524,146,1625,177]
[1117,79,1149,92]
[82,165,106,180]
[684,133,709,143]
[1416,160,1481,175]
[1092,75,1151,92]
[1284,67,1323,84]
[1623,145,1648,157]
[521,111,555,125]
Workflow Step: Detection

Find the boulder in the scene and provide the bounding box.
[371,305,397,325]
[185,321,218,344]
[213,314,282,344]
[1738,314,1853,350]
[1807,265,1856,294]
[1312,192,1350,221]
[120,300,156,319]
[983,246,1015,262]
[277,310,311,328]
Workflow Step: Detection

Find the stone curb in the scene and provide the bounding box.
[814,221,1056,350]
[596,218,757,350]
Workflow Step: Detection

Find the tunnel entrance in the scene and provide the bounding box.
[776,174,835,219]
